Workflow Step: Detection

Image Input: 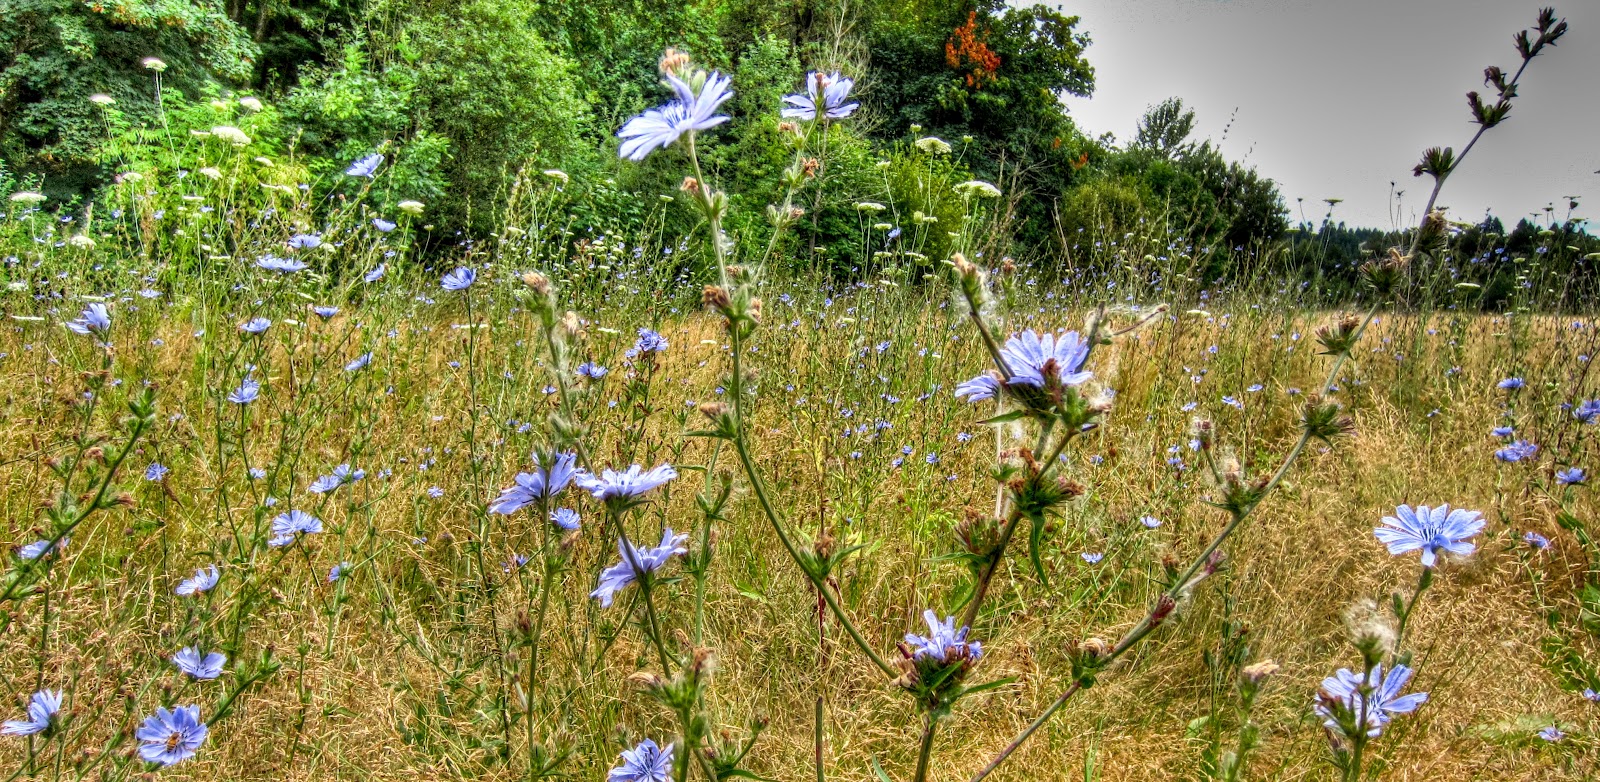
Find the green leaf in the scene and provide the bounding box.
[980,410,1028,425]
[871,756,896,782]
[954,676,1017,700]
[1028,513,1050,588]
[720,770,778,781]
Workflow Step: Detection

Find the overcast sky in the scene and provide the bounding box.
[1027,0,1597,230]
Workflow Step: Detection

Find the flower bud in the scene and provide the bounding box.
[1241,659,1280,683]
[521,271,551,295]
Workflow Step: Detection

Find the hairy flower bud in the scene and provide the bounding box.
[702,285,732,313]
[658,48,693,76]
[521,271,551,295]
[1242,659,1280,683]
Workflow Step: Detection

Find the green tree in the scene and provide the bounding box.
[0,0,257,193]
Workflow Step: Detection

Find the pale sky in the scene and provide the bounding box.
[1028,0,1597,230]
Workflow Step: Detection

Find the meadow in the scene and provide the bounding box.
[0,9,1596,782]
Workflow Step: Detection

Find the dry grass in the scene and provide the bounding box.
[0,298,1595,781]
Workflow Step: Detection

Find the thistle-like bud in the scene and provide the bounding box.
[1358,249,1406,296]
[1315,315,1362,357]
[521,271,551,295]
[1241,659,1280,683]
[1301,395,1355,443]
[1075,637,1112,662]
[560,311,581,337]
[1148,594,1177,629]
[702,285,733,314]
[801,158,820,178]
[955,511,1002,561]
[1411,146,1455,179]
[690,647,716,677]
[1343,598,1396,664]
[680,177,701,195]
[1190,418,1215,451]
[1466,91,1512,128]
[659,48,693,76]
[628,671,667,692]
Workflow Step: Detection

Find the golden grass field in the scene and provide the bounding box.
[0,293,1595,781]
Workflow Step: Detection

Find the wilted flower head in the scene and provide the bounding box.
[136,705,206,766]
[781,71,859,121]
[591,529,689,607]
[66,303,111,335]
[488,452,583,514]
[1314,664,1427,738]
[1374,503,1484,567]
[1,690,62,736]
[617,71,733,161]
[608,738,673,782]
[171,648,225,680]
[175,565,219,596]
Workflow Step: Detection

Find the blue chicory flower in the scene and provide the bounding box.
[345,154,383,178]
[591,529,688,608]
[1314,664,1427,737]
[608,738,673,782]
[66,303,111,335]
[617,72,733,161]
[171,648,225,680]
[903,610,983,663]
[1,690,62,736]
[781,72,859,121]
[175,565,219,596]
[489,452,583,514]
[1374,503,1485,568]
[135,705,207,766]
